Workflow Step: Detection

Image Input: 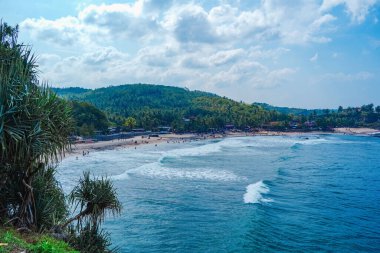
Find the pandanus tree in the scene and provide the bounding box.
[61,172,122,229]
[0,22,73,229]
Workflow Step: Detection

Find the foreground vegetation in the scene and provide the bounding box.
[0,22,121,252]
[0,228,78,253]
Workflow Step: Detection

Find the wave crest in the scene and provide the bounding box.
[112,162,244,182]
[244,180,272,204]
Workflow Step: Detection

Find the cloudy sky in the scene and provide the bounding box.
[2,0,380,108]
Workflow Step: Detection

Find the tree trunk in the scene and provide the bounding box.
[60,209,88,229]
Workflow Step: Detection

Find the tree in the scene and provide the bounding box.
[0,22,73,229]
[71,101,109,134]
[361,104,374,113]
[376,106,380,114]
[123,116,137,130]
[61,172,122,229]
[0,21,122,252]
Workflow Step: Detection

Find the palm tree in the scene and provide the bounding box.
[61,172,122,229]
[123,116,136,130]
[0,21,73,229]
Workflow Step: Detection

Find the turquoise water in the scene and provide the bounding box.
[58,134,380,252]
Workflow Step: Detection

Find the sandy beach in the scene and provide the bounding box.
[333,127,380,135]
[67,133,216,158]
[66,127,379,158]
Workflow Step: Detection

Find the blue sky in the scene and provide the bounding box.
[2,0,380,108]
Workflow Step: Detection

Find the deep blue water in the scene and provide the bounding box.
[58,134,380,252]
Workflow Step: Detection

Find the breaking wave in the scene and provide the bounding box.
[112,162,244,182]
[244,180,272,204]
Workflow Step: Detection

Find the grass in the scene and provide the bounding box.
[0,228,79,253]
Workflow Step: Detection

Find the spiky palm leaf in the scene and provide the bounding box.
[63,172,122,229]
[0,21,74,229]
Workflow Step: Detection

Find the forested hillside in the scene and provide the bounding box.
[54,84,380,133]
[70,101,109,136]
[254,103,329,116]
[54,84,279,132]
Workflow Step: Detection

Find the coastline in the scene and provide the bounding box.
[65,127,379,159]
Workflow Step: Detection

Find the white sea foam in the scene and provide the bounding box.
[243,136,334,149]
[243,180,272,204]
[162,142,222,158]
[158,138,247,163]
[111,171,130,180]
[113,162,244,182]
[296,138,330,145]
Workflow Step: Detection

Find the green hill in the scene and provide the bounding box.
[70,101,109,136]
[53,84,380,132]
[54,84,277,132]
[52,87,90,96]
[253,102,329,116]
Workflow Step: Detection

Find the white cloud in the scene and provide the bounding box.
[21,0,357,49]
[78,1,159,40]
[322,71,375,81]
[320,0,378,23]
[21,17,84,46]
[310,53,319,62]
[16,0,380,105]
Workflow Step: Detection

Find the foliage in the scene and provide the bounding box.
[51,87,90,97]
[68,224,115,253]
[62,172,121,253]
[32,167,68,232]
[70,101,109,135]
[254,102,330,116]
[316,104,380,128]
[54,84,278,132]
[0,21,73,229]
[63,172,122,229]
[0,21,120,253]
[123,116,136,130]
[268,103,380,130]
[0,228,78,253]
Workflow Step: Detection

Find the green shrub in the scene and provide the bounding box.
[0,229,78,253]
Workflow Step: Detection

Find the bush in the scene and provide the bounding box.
[33,167,68,231]
[68,224,116,253]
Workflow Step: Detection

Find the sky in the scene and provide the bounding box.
[1,0,380,108]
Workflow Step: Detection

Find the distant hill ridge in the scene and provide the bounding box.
[53,85,328,116]
[53,84,217,111]
[253,103,330,116]
[52,84,277,131]
[53,84,380,132]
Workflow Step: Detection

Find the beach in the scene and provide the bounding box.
[333,127,380,135]
[67,133,215,157]
[66,127,379,158]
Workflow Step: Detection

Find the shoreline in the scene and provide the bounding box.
[65,127,379,159]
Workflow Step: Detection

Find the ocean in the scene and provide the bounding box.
[57,134,380,252]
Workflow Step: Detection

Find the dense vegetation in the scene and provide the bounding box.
[254,102,331,116]
[70,101,109,136]
[310,104,380,129]
[0,228,78,253]
[0,22,121,252]
[54,84,280,132]
[54,85,380,133]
